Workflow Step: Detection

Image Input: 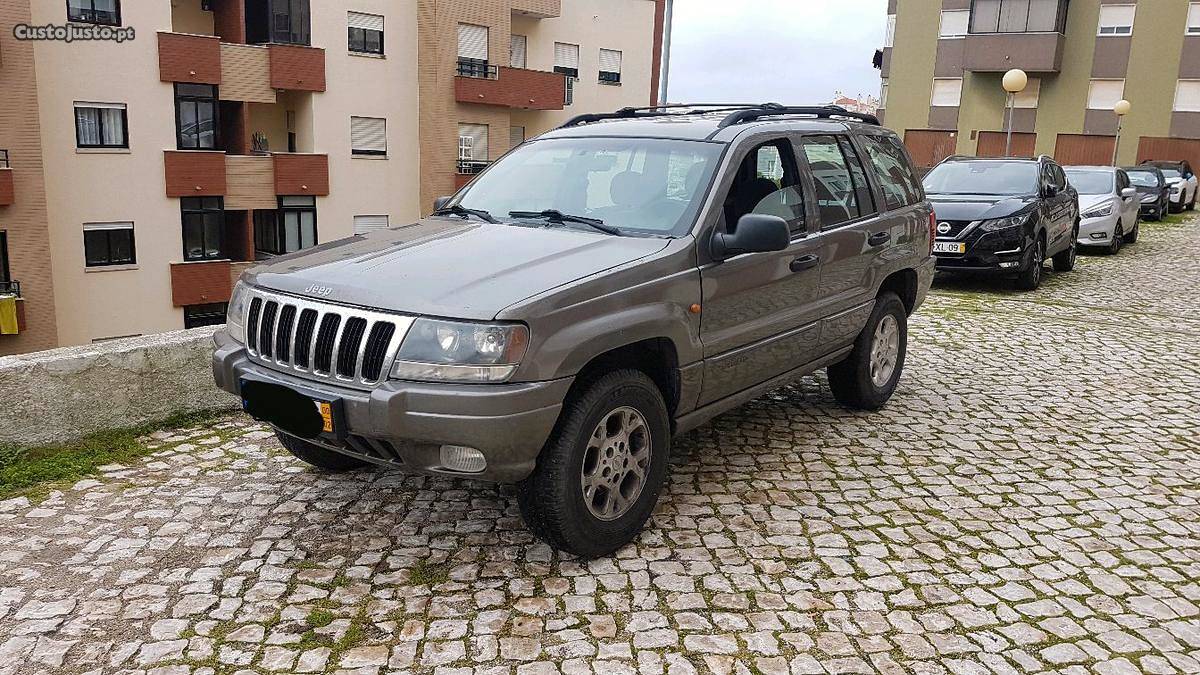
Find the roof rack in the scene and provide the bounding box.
[558,103,880,130]
[716,104,880,128]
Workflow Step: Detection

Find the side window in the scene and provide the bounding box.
[838,137,877,216]
[799,135,863,228]
[1053,164,1067,190]
[724,140,805,233]
[1117,170,1129,191]
[859,135,922,210]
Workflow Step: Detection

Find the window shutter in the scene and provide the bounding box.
[510,34,527,68]
[939,10,969,37]
[510,126,525,149]
[458,124,489,161]
[1098,5,1135,34]
[1176,81,1200,113]
[599,49,622,74]
[1014,78,1041,108]
[554,42,579,69]
[353,215,389,234]
[351,116,387,154]
[348,11,383,32]
[1189,3,1200,33]
[458,24,488,61]
[1087,80,1125,109]
[930,79,962,107]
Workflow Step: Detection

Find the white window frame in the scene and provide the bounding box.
[350,116,387,156]
[930,78,963,108]
[1175,80,1200,113]
[1097,4,1135,36]
[1188,3,1200,35]
[939,10,970,39]
[884,14,896,48]
[1087,79,1125,110]
[599,48,622,85]
[1014,78,1041,109]
[347,12,385,55]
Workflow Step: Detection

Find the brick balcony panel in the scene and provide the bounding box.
[455,67,565,111]
[170,260,232,307]
[268,44,326,92]
[273,153,329,196]
[220,43,275,103]
[0,169,13,206]
[158,32,222,84]
[225,155,276,210]
[164,151,227,197]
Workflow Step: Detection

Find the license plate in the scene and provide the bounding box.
[933,241,966,254]
[240,379,338,438]
[315,401,333,433]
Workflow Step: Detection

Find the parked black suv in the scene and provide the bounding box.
[1124,166,1170,221]
[922,156,1079,291]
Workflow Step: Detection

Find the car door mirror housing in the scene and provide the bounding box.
[1121,187,1137,199]
[433,196,453,212]
[711,214,791,260]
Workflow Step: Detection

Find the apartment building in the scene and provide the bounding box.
[418,0,667,212]
[880,0,1200,170]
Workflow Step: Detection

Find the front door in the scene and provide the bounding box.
[698,138,824,406]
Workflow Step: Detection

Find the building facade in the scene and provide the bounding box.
[880,0,1200,170]
[0,0,665,355]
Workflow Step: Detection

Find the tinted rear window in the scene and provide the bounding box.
[859,135,923,209]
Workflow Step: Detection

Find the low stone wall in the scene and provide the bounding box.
[0,327,239,447]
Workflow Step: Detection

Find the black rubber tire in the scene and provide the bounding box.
[517,369,670,559]
[827,292,907,411]
[1052,231,1077,272]
[1123,221,1139,244]
[1108,223,1124,255]
[276,432,369,471]
[1015,238,1044,291]
[1189,190,1197,211]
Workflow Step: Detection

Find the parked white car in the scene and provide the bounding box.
[1066,166,1140,254]
[1140,161,1197,213]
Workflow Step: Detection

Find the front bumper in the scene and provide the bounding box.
[1139,201,1163,218]
[1078,212,1120,245]
[934,226,1029,275]
[213,329,571,483]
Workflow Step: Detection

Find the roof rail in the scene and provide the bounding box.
[558,103,775,129]
[717,104,880,128]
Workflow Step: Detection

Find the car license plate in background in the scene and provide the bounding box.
[934,241,966,254]
[315,401,333,433]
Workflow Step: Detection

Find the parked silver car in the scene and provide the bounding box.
[1065,166,1140,254]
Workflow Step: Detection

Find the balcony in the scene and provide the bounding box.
[170,260,232,307]
[157,32,325,95]
[273,153,329,196]
[0,150,12,207]
[455,64,566,111]
[512,0,560,19]
[164,150,227,198]
[164,151,329,201]
[268,44,326,93]
[963,32,1066,73]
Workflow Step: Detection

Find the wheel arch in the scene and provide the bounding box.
[568,338,682,419]
[877,268,919,316]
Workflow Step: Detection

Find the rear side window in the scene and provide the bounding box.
[799,135,867,228]
[860,135,923,210]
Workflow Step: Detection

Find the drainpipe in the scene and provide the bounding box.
[658,0,674,107]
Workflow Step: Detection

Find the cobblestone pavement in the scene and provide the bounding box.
[2,216,1199,675]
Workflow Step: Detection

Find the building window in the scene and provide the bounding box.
[930,78,963,107]
[457,23,491,78]
[1087,79,1125,110]
[880,79,889,109]
[83,222,136,267]
[1189,3,1200,35]
[1014,78,1041,108]
[884,14,896,47]
[74,102,128,149]
[184,303,227,329]
[0,231,11,290]
[1098,5,1135,36]
[939,10,970,38]
[510,34,527,69]
[353,215,389,235]
[175,84,219,150]
[350,116,387,156]
[458,123,489,174]
[67,0,120,26]
[599,49,622,85]
[246,0,310,45]
[970,0,1067,34]
[348,11,384,55]
[181,197,224,261]
[510,126,525,149]
[255,197,317,256]
[1176,81,1200,112]
[554,42,580,79]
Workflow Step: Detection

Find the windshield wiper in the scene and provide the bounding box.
[434,204,498,223]
[509,209,621,235]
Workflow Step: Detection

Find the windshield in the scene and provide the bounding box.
[1127,171,1160,188]
[453,137,725,236]
[922,161,1038,196]
[1161,169,1182,180]
[1065,170,1113,195]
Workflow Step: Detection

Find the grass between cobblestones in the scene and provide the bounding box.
[0,409,233,501]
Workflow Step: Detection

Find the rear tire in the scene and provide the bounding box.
[1052,231,1077,272]
[517,370,670,559]
[827,292,907,411]
[1188,189,1197,211]
[276,432,369,471]
[1015,238,1044,291]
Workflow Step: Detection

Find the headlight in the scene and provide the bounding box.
[1081,202,1113,219]
[978,214,1029,232]
[391,319,529,383]
[226,281,250,343]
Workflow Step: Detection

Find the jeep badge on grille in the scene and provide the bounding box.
[305,284,334,297]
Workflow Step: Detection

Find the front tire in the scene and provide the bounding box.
[276,432,369,471]
[1108,222,1124,255]
[517,370,670,559]
[1015,238,1045,291]
[827,292,907,411]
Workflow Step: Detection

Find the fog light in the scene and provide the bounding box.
[1090,233,1107,240]
[999,261,1019,269]
[440,445,486,473]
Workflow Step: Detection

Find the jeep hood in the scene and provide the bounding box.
[926,194,1037,221]
[244,218,670,320]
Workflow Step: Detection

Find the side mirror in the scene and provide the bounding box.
[1121,187,1137,199]
[711,214,790,260]
[433,196,453,212]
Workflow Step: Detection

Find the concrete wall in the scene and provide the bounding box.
[0,327,237,446]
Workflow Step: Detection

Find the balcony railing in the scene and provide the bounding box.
[0,150,9,169]
[457,159,491,175]
[457,60,499,80]
[0,280,20,297]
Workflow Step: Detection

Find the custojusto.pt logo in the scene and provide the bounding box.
[13,23,135,43]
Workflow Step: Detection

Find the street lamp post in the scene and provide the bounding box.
[1112,99,1132,166]
[1002,69,1028,157]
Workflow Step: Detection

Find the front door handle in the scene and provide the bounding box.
[868,231,891,247]
[790,254,819,273]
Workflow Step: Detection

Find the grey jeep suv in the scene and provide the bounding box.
[213,104,936,557]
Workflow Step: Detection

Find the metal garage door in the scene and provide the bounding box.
[976,131,1037,158]
[903,130,958,173]
[1054,134,1115,166]
[1137,137,1200,171]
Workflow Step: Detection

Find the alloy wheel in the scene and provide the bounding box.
[869,315,900,389]
[580,406,652,521]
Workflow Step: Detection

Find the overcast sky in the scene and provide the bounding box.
[667,0,889,105]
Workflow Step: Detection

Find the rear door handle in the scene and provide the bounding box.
[790,254,820,273]
[868,231,891,247]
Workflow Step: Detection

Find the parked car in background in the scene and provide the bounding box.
[1140,160,1197,212]
[1124,166,1170,221]
[1065,166,1139,254]
[923,156,1078,291]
